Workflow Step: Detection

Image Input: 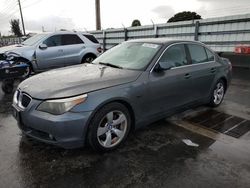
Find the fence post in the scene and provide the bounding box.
[154,25,158,38]
[124,28,128,41]
[194,21,200,41]
[102,30,106,51]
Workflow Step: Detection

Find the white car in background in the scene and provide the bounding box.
[0,31,102,75]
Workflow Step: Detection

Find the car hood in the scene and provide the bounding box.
[0,44,34,57]
[0,44,35,61]
[19,64,142,100]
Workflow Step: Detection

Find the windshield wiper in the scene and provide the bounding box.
[99,62,123,69]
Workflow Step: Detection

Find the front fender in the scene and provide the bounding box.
[18,50,34,62]
[71,84,135,113]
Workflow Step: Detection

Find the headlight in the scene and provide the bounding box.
[37,94,87,115]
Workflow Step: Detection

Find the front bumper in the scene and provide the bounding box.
[13,99,92,149]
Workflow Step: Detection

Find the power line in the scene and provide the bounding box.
[0,0,43,34]
[22,0,43,10]
[0,0,16,11]
[0,0,18,14]
[0,9,19,21]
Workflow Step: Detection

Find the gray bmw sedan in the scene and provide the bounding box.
[12,39,232,152]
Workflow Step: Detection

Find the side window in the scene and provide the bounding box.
[187,44,208,64]
[43,35,62,47]
[159,44,188,69]
[61,34,84,45]
[205,48,215,61]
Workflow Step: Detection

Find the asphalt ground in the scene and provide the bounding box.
[0,67,250,188]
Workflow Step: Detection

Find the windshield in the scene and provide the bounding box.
[92,42,162,70]
[22,34,48,46]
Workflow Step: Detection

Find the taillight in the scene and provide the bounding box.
[97,47,103,53]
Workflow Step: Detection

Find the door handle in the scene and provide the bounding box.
[210,67,216,73]
[58,49,63,52]
[184,73,191,79]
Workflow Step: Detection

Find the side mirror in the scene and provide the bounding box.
[39,44,48,50]
[154,61,172,72]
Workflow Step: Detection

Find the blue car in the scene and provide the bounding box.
[12,39,232,152]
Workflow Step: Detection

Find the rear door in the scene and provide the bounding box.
[36,34,65,70]
[61,34,85,66]
[186,43,219,100]
[147,44,195,116]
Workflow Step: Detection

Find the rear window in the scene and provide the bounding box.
[83,34,99,43]
[205,48,215,61]
[187,44,208,64]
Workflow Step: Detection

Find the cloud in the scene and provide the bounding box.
[195,0,250,18]
[25,16,75,33]
[152,5,175,20]
[0,13,76,35]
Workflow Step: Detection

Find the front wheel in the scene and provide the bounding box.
[22,65,31,78]
[87,103,131,152]
[18,61,31,78]
[209,80,225,107]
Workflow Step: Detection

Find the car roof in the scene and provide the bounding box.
[127,38,203,45]
[36,31,93,35]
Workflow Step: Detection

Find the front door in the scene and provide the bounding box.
[36,34,65,70]
[146,44,194,117]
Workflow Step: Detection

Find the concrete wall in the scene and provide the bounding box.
[221,53,250,69]
[90,14,250,53]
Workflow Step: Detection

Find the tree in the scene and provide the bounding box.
[131,19,141,27]
[167,11,202,23]
[10,19,22,37]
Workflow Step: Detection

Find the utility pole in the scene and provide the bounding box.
[95,0,101,30]
[17,0,26,36]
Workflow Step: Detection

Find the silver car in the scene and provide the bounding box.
[12,39,232,152]
[0,31,101,75]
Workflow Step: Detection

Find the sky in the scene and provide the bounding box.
[0,0,250,35]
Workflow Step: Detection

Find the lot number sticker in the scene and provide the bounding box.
[142,43,159,49]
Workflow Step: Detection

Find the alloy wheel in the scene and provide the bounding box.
[97,110,128,148]
[213,82,224,105]
[85,57,94,63]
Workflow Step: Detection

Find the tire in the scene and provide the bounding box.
[22,65,31,78]
[209,79,226,107]
[2,80,14,94]
[18,61,31,78]
[87,102,131,152]
[81,54,96,64]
